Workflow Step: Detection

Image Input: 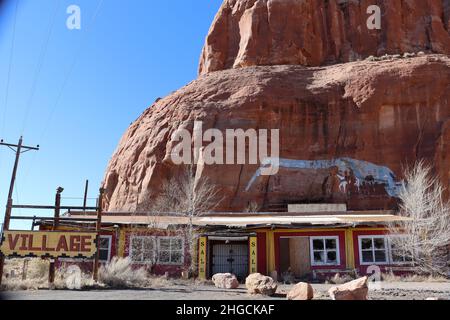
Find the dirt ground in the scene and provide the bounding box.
[2,282,449,300]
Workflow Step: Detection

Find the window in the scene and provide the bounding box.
[99,235,112,262]
[359,236,388,265]
[310,237,340,266]
[129,236,184,265]
[130,236,157,264]
[158,237,184,265]
[389,236,412,264]
[358,235,411,265]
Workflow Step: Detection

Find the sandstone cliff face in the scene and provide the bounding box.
[199,0,450,74]
[103,55,450,212]
[103,0,450,212]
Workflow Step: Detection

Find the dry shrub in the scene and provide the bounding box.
[1,259,50,291]
[326,273,355,285]
[4,259,22,277]
[381,273,449,283]
[194,278,214,287]
[147,275,172,288]
[99,257,149,288]
[1,259,96,291]
[54,265,96,290]
[1,278,48,291]
[27,259,50,279]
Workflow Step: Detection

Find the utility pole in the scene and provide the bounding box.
[0,136,39,285]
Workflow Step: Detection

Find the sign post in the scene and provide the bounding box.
[249,236,258,274]
[49,187,63,285]
[92,188,104,282]
[198,237,207,280]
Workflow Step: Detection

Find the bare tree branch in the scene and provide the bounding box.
[388,161,450,276]
[140,165,222,275]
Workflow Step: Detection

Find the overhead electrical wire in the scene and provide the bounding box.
[0,1,20,224]
[20,0,105,196]
[1,0,20,139]
[39,0,105,143]
[20,0,62,135]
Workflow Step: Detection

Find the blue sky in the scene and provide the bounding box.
[0,0,222,229]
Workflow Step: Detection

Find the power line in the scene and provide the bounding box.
[40,0,105,142]
[19,0,105,189]
[20,0,62,135]
[1,0,20,138]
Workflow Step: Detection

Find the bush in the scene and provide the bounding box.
[1,259,50,291]
[54,265,96,290]
[326,273,355,285]
[99,257,149,288]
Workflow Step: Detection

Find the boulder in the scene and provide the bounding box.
[103,56,450,213]
[287,283,314,301]
[245,273,278,296]
[212,273,240,289]
[328,276,369,301]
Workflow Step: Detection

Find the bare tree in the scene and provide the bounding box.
[388,161,450,276]
[142,165,221,276]
[246,201,261,213]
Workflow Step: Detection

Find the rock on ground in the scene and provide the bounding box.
[329,277,369,300]
[212,273,240,289]
[287,282,314,300]
[245,273,278,296]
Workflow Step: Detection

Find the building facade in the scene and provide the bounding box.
[40,207,411,281]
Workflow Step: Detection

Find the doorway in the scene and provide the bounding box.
[210,241,249,281]
[279,237,311,280]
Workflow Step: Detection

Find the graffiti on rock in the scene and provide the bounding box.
[246,158,403,198]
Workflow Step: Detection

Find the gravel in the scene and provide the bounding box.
[2,282,449,301]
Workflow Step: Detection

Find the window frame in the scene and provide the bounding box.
[358,235,411,266]
[99,235,112,263]
[129,236,157,265]
[358,235,389,265]
[129,236,184,266]
[157,236,185,266]
[309,236,341,267]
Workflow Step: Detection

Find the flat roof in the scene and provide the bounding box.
[53,211,408,229]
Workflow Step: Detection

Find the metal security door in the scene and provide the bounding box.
[211,243,249,280]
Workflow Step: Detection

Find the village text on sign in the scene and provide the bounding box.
[0,231,97,259]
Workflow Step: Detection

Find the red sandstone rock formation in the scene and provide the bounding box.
[199,0,450,74]
[103,0,450,212]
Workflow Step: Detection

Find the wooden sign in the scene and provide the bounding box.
[249,236,258,274]
[198,237,207,279]
[0,231,97,259]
